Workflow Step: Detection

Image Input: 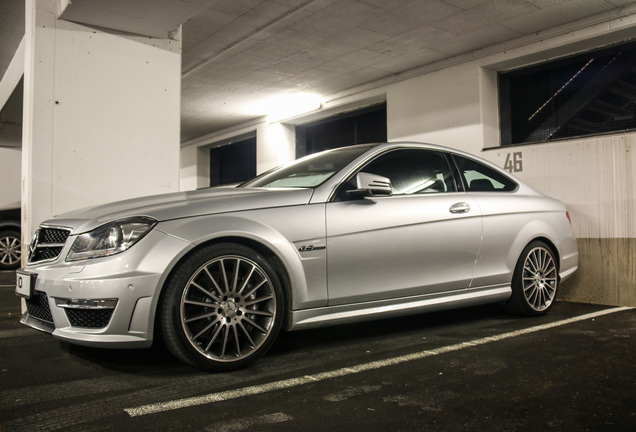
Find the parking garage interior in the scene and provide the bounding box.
[1,0,635,430]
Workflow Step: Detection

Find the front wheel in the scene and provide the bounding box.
[505,241,558,316]
[160,243,284,371]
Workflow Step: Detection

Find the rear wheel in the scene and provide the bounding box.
[161,243,284,371]
[0,229,21,270]
[505,241,558,316]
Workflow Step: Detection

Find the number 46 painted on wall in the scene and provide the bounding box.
[504,152,523,173]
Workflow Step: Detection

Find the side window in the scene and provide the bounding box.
[357,149,457,195]
[453,155,518,192]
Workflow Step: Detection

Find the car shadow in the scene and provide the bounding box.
[57,303,515,375]
[57,337,197,375]
[270,303,509,356]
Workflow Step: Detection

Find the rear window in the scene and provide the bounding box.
[453,155,517,192]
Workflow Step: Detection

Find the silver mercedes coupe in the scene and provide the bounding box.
[16,142,578,371]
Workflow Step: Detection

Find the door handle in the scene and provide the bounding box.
[449,202,470,214]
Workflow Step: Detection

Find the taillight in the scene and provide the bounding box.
[566,211,572,224]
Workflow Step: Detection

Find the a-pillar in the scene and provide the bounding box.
[21,0,181,255]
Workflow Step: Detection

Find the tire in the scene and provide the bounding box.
[505,241,558,316]
[0,229,21,270]
[160,243,284,371]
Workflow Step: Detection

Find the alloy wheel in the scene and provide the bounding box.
[521,246,558,312]
[0,231,21,268]
[179,255,277,362]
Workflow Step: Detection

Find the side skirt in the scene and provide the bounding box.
[288,285,511,331]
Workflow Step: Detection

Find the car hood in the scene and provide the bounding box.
[42,187,314,234]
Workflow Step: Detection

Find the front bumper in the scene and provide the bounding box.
[19,229,191,348]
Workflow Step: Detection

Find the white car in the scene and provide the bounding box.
[16,142,578,371]
[0,205,21,270]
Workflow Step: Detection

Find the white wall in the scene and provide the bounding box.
[48,21,181,212]
[387,62,483,154]
[0,147,21,207]
[483,135,635,240]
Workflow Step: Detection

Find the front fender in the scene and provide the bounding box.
[155,204,328,311]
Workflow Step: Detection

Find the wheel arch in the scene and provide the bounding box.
[504,236,561,315]
[517,235,562,287]
[506,216,564,279]
[153,235,295,343]
[529,236,561,273]
[0,222,20,230]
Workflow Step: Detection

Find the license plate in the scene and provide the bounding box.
[16,271,36,299]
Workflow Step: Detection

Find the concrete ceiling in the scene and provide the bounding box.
[1,0,635,145]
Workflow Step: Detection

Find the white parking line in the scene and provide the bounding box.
[125,306,633,417]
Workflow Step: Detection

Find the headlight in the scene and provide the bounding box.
[67,217,157,261]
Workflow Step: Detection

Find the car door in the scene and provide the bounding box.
[325,148,482,306]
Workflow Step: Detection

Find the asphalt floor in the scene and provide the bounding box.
[0,270,634,431]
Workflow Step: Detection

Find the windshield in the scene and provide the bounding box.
[241,145,375,188]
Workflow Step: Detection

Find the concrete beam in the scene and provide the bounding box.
[58,0,211,39]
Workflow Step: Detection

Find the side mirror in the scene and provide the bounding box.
[348,172,393,198]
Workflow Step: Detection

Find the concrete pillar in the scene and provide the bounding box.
[256,122,295,174]
[179,144,210,191]
[21,0,181,255]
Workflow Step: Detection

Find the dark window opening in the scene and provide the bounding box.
[209,137,256,186]
[296,104,387,157]
[499,41,636,146]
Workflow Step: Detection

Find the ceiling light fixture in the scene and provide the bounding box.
[248,93,323,123]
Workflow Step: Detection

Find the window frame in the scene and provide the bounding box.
[331,148,462,202]
[450,154,519,193]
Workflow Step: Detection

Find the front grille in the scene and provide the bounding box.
[28,228,71,263]
[25,291,53,324]
[65,309,114,328]
[32,247,64,262]
[40,228,70,244]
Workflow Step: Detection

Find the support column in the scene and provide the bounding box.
[256,122,295,174]
[22,0,181,255]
